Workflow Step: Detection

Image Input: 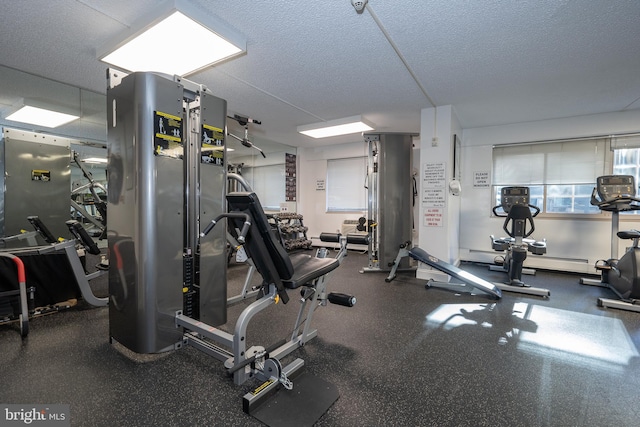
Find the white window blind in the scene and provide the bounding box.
[611,134,640,150]
[327,157,367,211]
[493,138,606,186]
[243,164,285,209]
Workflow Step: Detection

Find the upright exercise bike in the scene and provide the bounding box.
[490,187,550,297]
[580,175,640,312]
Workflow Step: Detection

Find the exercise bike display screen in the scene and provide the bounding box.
[597,175,635,202]
[501,187,530,210]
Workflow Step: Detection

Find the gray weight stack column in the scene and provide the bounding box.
[107,72,185,354]
[365,133,413,271]
[195,91,228,327]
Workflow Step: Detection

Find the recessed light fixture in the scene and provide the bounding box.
[98,0,246,76]
[6,99,80,128]
[297,115,374,138]
[82,157,108,164]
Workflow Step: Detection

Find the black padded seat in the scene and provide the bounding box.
[283,253,339,289]
[226,191,340,299]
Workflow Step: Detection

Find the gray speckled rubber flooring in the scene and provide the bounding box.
[2,250,640,426]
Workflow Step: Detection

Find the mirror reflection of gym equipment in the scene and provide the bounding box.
[580,175,640,312]
[107,70,354,426]
[0,129,108,337]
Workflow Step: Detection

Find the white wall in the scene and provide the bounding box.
[295,108,640,275]
[460,109,640,273]
[297,141,369,240]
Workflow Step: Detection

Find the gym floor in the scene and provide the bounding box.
[2,249,640,427]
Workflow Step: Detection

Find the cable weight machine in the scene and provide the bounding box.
[360,133,414,273]
[107,72,351,424]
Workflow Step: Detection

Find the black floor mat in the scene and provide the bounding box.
[249,373,339,427]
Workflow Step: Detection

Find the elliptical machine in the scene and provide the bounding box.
[580,175,640,312]
[490,187,550,297]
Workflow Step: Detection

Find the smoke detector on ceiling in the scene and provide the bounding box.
[351,0,368,13]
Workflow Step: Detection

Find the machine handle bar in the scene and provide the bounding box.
[529,204,541,217]
[201,213,252,244]
[492,204,541,218]
[590,188,640,211]
[0,252,26,283]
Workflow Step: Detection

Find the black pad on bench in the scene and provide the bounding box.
[319,232,341,243]
[66,220,101,255]
[319,232,369,245]
[284,253,339,289]
[227,192,339,296]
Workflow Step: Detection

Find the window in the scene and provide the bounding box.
[327,157,367,212]
[243,164,285,210]
[611,135,640,214]
[612,135,640,184]
[492,138,606,214]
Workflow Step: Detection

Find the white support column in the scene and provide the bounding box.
[417,105,462,281]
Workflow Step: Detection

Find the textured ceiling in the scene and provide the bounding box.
[0,0,639,149]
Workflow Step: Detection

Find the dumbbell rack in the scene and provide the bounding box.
[271,212,312,251]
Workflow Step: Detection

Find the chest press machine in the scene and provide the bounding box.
[107,71,353,421]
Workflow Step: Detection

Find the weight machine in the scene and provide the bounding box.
[107,71,352,423]
[71,151,107,238]
[361,133,413,273]
[0,216,58,249]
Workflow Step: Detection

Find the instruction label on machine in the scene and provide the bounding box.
[31,169,51,182]
[201,124,225,166]
[154,110,183,159]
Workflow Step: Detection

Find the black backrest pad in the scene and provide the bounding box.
[505,204,533,237]
[226,192,294,281]
[508,204,533,221]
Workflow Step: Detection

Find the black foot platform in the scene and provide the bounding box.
[245,372,339,427]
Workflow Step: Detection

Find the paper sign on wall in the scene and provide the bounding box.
[422,162,446,207]
[473,171,490,187]
[424,208,444,227]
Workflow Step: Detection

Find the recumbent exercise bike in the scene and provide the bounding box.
[490,187,550,297]
[580,175,640,312]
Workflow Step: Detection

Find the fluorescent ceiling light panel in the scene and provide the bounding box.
[99,1,246,76]
[82,157,108,164]
[297,115,374,138]
[6,105,79,128]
